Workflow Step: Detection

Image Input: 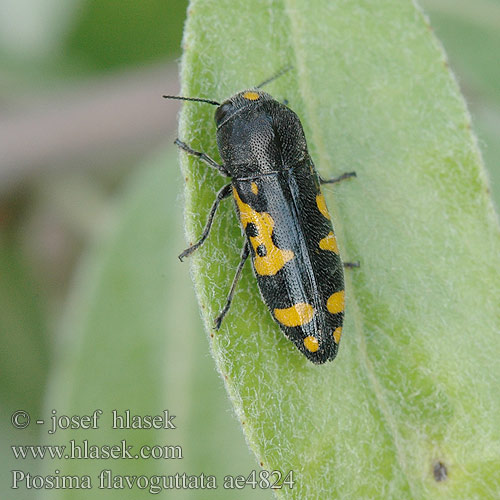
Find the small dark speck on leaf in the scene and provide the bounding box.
[433,461,448,482]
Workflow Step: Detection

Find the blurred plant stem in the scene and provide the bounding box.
[0,62,180,197]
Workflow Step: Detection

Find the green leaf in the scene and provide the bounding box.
[419,0,500,205]
[178,0,500,498]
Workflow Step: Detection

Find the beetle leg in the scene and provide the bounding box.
[174,139,230,176]
[343,261,360,268]
[214,242,250,330]
[320,171,357,184]
[179,183,232,261]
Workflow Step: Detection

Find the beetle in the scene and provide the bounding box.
[164,77,356,364]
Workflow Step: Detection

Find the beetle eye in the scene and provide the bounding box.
[215,102,233,125]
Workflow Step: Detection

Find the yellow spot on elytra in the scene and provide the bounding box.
[233,188,294,275]
[251,182,258,195]
[274,303,314,327]
[304,336,319,353]
[333,327,342,344]
[243,91,260,101]
[319,232,339,253]
[327,291,345,314]
[316,194,331,220]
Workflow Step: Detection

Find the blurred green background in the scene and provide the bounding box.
[0,0,498,498]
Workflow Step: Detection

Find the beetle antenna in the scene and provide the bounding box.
[256,65,293,89]
[163,95,220,106]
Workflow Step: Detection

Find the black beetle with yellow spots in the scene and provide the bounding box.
[164,83,356,364]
